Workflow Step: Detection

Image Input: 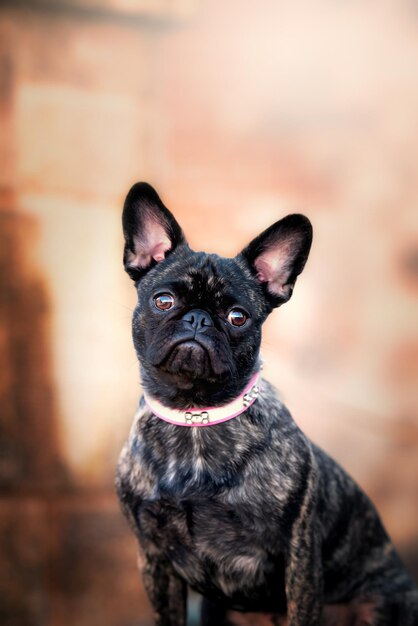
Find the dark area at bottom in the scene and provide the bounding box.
[0,490,417,626]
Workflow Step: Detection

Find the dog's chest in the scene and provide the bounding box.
[119,413,295,608]
[138,490,285,604]
[132,442,288,608]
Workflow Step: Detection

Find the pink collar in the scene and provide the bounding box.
[143,371,261,427]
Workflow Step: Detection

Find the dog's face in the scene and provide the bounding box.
[122,183,312,407]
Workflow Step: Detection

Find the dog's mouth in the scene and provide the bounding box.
[147,333,233,382]
[160,339,212,378]
[143,319,237,388]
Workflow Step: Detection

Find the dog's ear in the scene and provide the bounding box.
[239,214,312,307]
[122,182,186,281]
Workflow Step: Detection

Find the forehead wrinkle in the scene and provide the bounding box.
[186,255,258,314]
[169,254,244,312]
[186,259,225,301]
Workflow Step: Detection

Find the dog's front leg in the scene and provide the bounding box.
[140,552,187,626]
[285,524,322,626]
[284,467,323,626]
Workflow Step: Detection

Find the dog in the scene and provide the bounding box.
[116,182,418,626]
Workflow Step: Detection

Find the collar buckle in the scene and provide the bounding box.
[185,410,209,425]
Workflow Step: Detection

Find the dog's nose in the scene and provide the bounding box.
[182,309,213,331]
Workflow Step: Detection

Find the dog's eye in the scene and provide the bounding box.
[154,294,175,311]
[227,308,248,327]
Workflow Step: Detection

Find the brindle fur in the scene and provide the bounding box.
[116,183,418,626]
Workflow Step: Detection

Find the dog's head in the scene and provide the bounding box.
[122,183,312,408]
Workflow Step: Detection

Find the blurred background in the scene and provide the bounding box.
[0,0,417,624]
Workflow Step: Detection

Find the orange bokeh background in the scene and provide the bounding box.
[1,1,417,625]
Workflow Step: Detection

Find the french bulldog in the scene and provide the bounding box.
[116,182,418,626]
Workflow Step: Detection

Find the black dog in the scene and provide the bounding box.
[116,183,418,626]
